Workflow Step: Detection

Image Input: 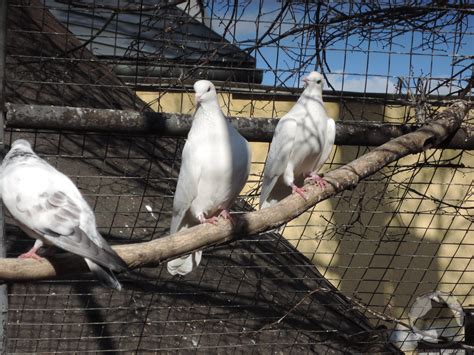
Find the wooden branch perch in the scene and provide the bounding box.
[0,101,468,282]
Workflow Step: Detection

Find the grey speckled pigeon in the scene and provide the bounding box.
[259,71,336,209]
[167,80,251,276]
[0,139,128,290]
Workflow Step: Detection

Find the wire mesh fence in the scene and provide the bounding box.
[1,0,473,353]
[5,130,390,353]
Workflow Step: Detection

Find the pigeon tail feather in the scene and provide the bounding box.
[167,251,202,276]
[85,258,122,290]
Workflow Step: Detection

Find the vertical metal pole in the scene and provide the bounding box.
[0,1,8,354]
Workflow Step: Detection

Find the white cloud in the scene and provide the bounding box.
[325,71,464,96]
[325,73,397,94]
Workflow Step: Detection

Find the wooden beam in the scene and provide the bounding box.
[5,102,474,149]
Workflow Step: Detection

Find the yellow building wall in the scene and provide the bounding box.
[137,90,474,330]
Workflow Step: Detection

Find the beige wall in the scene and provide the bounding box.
[137,90,474,333]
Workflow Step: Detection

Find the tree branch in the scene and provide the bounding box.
[0,101,468,282]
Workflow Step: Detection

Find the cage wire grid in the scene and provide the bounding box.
[1,0,473,353]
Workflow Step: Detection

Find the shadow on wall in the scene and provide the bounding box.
[277,102,472,348]
[313,150,471,346]
[136,90,473,349]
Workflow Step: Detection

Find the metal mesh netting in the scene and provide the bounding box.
[5,131,386,353]
[2,0,473,353]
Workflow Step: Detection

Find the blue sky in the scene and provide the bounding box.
[206,1,472,94]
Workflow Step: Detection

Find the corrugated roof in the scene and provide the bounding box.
[6,0,149,110]
[45,0,263,84]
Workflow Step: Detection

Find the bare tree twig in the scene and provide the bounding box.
[61,12,117,56]
[348,295,412,329]
[256,287,331,332]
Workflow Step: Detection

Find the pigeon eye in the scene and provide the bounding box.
[316,80,321,84]
[207,87,211,92]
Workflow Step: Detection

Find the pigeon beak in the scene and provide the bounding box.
[302,77,309,87]
[195,94,202,103]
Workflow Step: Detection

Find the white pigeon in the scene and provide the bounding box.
[167,80,251,276]
[0,139,128,290]
[259,71,336,209]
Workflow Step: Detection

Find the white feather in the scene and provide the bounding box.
[260,71,335,209]
[167,80,251,276]
[0,140,127,289]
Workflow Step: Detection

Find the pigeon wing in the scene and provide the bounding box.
[311,117,336,173]
[170,141,201,233]
[259,116,297,208]
[16,190,127,272]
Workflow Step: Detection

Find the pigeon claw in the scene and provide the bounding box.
[198,215,219,225]
[291,184,308,201]
[305,173,327,189]
[18,248,44,261]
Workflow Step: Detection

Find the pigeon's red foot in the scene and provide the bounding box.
[18,248,44,261]
[305,172,327,189]
[291,183,308,201]
[198,214,219,225]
